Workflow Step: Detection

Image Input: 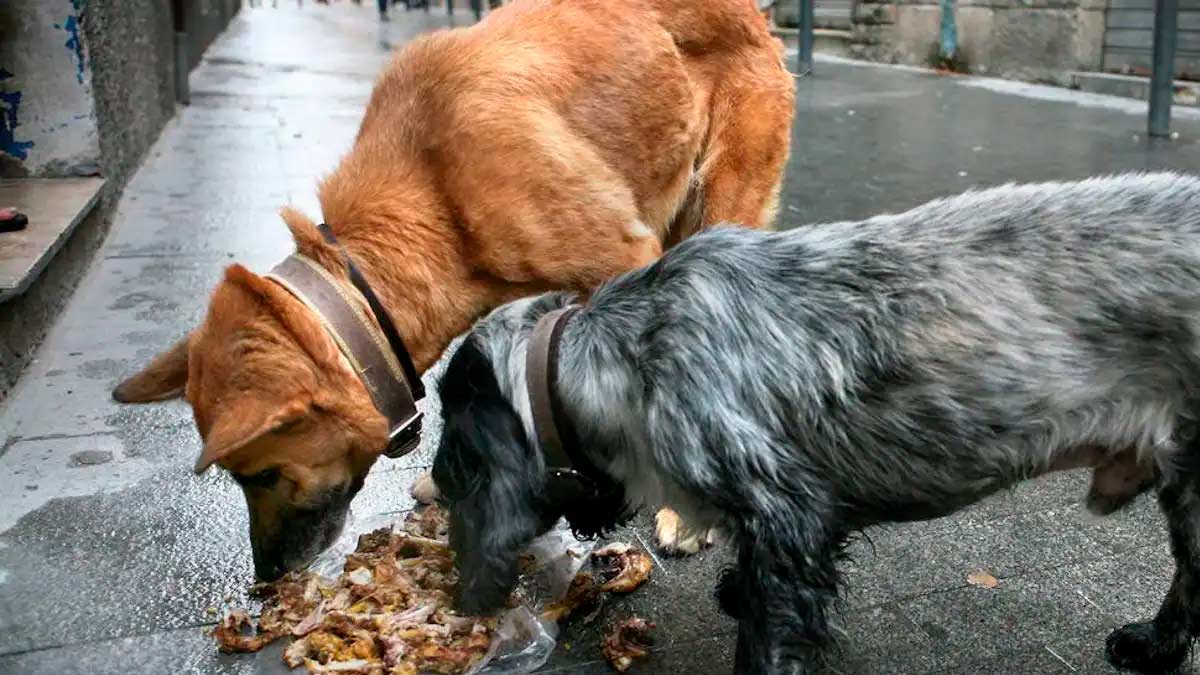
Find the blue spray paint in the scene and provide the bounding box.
[0,69,35,160]
[63,2,87,85]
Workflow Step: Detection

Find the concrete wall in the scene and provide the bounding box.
[0,0,101,178]
[0,0,240,401]
[1102,0,1200,81]
[182,0,242,71]
[82,0,178,183]
[850,0,1107,85]
[0,0,237,181]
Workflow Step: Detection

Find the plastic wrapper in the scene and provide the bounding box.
[251,508,592,675]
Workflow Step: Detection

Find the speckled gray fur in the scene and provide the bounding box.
[434,173,1200,675]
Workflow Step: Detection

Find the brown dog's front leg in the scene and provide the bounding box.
[410,472,440,505]
[655,507,717,555]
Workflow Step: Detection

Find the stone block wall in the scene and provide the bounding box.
[850,0,1108,85]
[82,0,179,184]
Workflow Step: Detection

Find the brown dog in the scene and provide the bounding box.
[113,0,794,578]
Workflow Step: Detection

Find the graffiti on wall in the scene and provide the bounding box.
[2,0,96,169]
[0,69,34,161]
[58,0,87,84]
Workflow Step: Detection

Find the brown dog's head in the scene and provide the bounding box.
[113,209,389,580]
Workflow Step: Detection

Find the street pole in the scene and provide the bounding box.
[1148,0,1179,137]
[172,0,189,105]
[939,0,957,65]
[797,0,814,76]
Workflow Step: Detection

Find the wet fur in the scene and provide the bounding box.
[433,174,1200,674]
[110,0,793,578]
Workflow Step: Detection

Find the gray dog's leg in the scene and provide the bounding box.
[1107,444,1200,673]
[720,500,843,675]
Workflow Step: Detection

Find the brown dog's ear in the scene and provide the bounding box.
[112,335,191,403]
[193,397,310,474]
[279,206,344,273]
[222,264,344,371]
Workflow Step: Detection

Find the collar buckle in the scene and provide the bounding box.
[385,412,424,458]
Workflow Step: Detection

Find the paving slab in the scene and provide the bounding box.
[4,3,1200,675]
[0,625,255,675]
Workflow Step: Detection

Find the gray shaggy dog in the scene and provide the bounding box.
[431,173,1200,675]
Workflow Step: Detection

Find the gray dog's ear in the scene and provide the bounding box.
[528,291,577,321]
[433,338,545,614]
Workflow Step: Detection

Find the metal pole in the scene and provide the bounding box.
[797,0,814,75]
[171,0,189,105]
[939,0,957,63]
[174,32,190,105]
[1148,0,1179,137]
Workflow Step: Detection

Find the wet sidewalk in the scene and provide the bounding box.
[2,3,1200,674]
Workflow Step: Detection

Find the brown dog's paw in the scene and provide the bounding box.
[654,508,716,556]
[410,472,440,506]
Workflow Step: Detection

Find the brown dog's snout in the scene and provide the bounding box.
[249,517,330,581]
[247,483,358,580]
[248,512,290,581]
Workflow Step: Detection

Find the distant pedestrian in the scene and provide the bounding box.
[378,0,390,20]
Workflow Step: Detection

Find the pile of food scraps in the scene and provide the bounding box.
[541,542,657,672]
[211,505,658,674]
[213,507,492,675]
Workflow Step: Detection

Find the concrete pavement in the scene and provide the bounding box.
[3,4,1200,674]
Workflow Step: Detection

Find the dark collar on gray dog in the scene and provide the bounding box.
[525,305,608,499]
[265,224,424,459]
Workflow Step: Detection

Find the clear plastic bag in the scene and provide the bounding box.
[275,508,593,675]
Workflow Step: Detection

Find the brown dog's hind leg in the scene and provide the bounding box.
[656,63,794,553]
[668,66,794,246]
[441,103,670,296]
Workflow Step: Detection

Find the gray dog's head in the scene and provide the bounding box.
[431,295,628,614]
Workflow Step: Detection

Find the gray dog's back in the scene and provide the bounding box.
[590,173,1200,522]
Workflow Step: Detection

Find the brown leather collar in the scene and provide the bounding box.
[525,305,608,495]
[265,232,424,459]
